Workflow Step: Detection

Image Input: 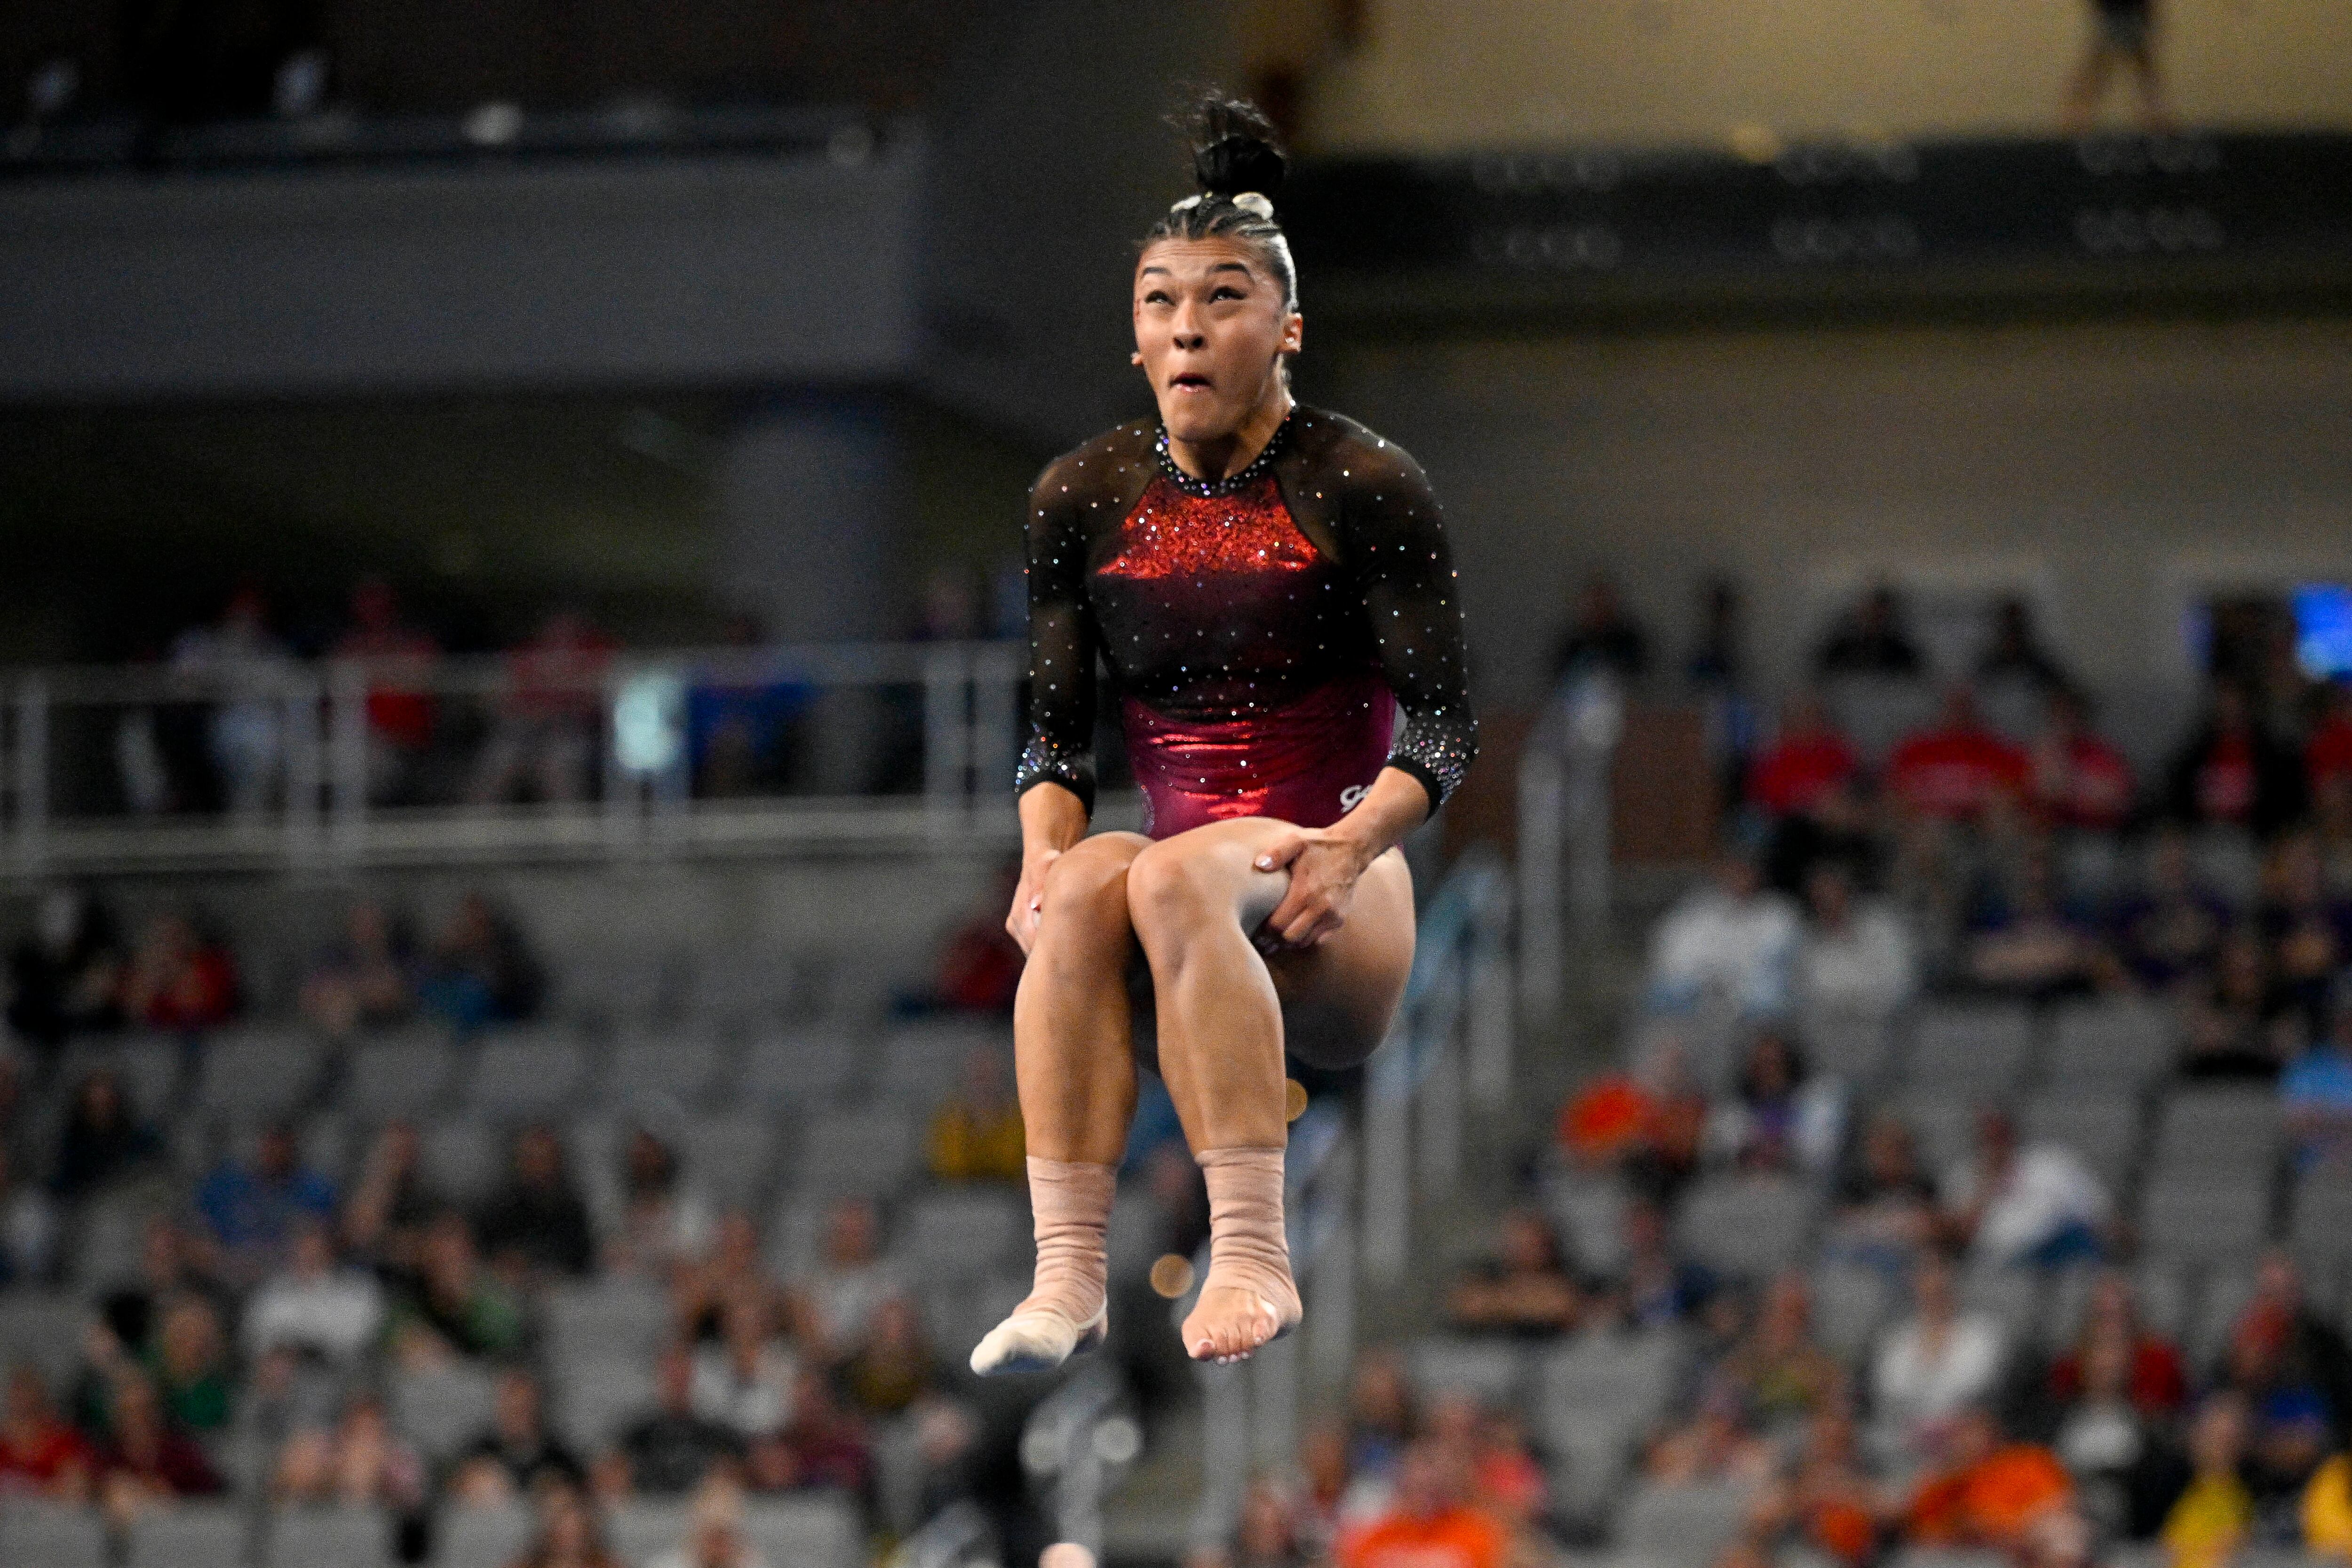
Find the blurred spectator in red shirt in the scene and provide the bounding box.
[2307,682,2352,796]
[95,1370,223,1524]
[2044,1272,2188,1419]
[333,579,441,804]
[2166,681,2304,838]
[119,912,238,1033]
[470,612,617,806]
[1887,686,2029,822]
[1748,692,1861,819]
[0,1365,95,1500]
[2029,689,2136,832]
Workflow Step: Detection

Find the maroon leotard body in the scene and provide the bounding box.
[1016,407,1476,837]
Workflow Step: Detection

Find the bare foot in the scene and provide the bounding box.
[1181,1282,1300,1364]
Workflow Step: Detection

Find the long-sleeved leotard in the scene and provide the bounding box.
[1015,406,1476,839]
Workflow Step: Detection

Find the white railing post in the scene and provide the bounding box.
[921,646,967,836]
[284,669,323,869]
[1363,1022,1413,1283]
[326,661,368,866]
[14,677,47,876]
[1311,1141,1358,1392]
[1517,732,1564,1023]
[1192,1359,1249,1552]
[974,644,1020,823]
[1565,673,1623,933]
[1416,968,1465,1194]
[1468,918,1515,1109]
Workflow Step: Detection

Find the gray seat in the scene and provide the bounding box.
[682,1114,780,1207]
[599,1032,723,1113]
[0,1500,108,1568]
[195,1027,324,1119]
[464,1031,590,1120]
[1615,1480,1758,1566]
[544,1278,672,1366]
[1960,1267,2044,1345]
[1893,1096,1979,1176]
[2151,1088,2281,1174]
[265,1506,391,1568]
[60,1034,183,1122]
[553,1354,656,1452]
[1886,1550,2010,1568]
[738,1030,863,1105]
[1406,1337,1532,1409]
[1675,1174,1814,1281]
[898,1188,1029,1281]
[876,1024,1004,1106]
[389,1364,497,1463]
[2044,999,2175,1090]
[420,1119,503,1207]
[2187,1265,2260,1366]
[0,1293,88,1385]
[1811,1261,1895,1361]
[1798,1006,1892,1084]
[434,1502,535,1568]
[2290,1174,2352,1275]
[2139,1173,2273,1263]
[2133,1258,2195,1341]
[793,1108,918,1197]
[743,1496,861,1568]
[1903,1003,2035,1096]
[343,1032,458,1121]
[1537,1329,1682,1435]
[608,1499,691,1568]
[1542,1171,1629,1278]
[126,1502,247,1568]
[1823,675,1937,767]
[2019,1095,2142,1188]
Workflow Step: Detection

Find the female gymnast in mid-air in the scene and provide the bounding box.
[971,94,1477,1376]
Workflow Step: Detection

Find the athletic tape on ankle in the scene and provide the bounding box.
[1025,1156,1116,1318]
[1196,1146,1298,1312]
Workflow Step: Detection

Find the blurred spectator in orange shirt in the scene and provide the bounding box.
[1904,1407,2084,1568]
[1338,1440,1507,1568]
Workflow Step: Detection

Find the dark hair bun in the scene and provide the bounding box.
[1186,92,1287,199]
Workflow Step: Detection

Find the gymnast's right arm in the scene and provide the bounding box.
[1008,463,1099,951]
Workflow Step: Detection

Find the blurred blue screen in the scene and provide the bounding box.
[2294,583,2352,677]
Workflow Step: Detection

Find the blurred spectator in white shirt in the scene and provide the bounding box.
[1796,860,1917,1018]
[1646,850,1798,1018]
[243,1217,384,1365]
[1872,1250,2006,1472]
[171,585,293,817]
[1940,1108,2110,1270]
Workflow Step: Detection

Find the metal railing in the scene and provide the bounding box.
[0,640,1027,877]
[1517,671,1624,1020]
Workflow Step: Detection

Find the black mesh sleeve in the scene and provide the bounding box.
[1013,459,1099,814]
[1337,438,1479,816]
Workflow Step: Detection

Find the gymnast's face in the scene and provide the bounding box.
[1133,238,1302,446]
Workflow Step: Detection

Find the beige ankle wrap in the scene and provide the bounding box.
[1023,1155,1115,1320]
[1196,1146,1301,1325]
[969,1156,1117,1376]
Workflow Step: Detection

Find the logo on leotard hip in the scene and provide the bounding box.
[1339,784,1367,812]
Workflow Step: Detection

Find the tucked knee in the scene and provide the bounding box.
[1037,851,1132,934]
[1126,844,1232,946]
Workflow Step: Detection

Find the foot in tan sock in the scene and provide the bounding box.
[971,1157,1116,1377]
[1182,1146,1302,1364]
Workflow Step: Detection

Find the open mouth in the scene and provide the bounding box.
[1168,373,1213,392]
